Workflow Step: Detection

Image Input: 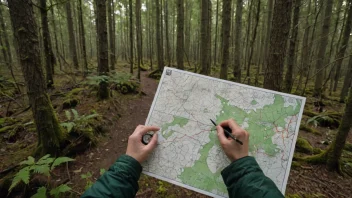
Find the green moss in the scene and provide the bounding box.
[148,69,162,79]
[295,137,314,154]
[140,64,149,71]
[299,124,321,136]
[0,125,15,133]
[62,97,79,109]
[301,151,328,164]
[344,143,352,152]
[286,194,301,198]
[291,161,301,169]
[68,88,85,96]
[303,110,319,117]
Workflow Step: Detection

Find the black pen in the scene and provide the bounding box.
[210,119,243,145]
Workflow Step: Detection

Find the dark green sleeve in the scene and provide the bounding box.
[221,156,284,198]
[81,155,142,198]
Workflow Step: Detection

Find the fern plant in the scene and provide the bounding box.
[61,109,100,133]
[9,154,74,197]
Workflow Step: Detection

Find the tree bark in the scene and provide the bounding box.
[65,1,79,70]
[327,87,352,170]
[200,0,211,75]
[136,0,142,79]
[156,0,164,71]
[129,0,133,73]
[263,0,292,91]
[213,0,219,66]
[340,55,352,102]
[313,0,333,96]
[262,0,274,73]
[333,0,352,93]
[108,0,115,70]
[96,0,109,99]
[40,0,55,88]
[284,0,301,93]
[164,0,171,67]
[176,0,184,70]
[49,0,62,71]
[233,0,243,82]
[8,0,64,156]
[219,0,232,79]
[78,0,88,75]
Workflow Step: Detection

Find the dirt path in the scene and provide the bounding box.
[70,71,159,192]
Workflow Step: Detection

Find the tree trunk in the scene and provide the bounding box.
[263,0,292,91]
[96,0,109,99]
[213,0,219,66]
[327,87,352,170]
[8,0,64,156]
[40,0,55,88]
[176,0,184,70]
[262,0,274,73]
[233,0,243,82]
[129,0,133,73]
[136,0,142,80]
[108,0,115,70]
[245,0,260,85]
[284,0,301,93]
[65,1,79,70]
[164,0,171,67]
[49,0,62,71]
[78,0,88,75]
[313,0,333,97]
[333,0,352,93]
[340,55,352,102]
[200,0,211,75]
[156,0,164,71]
[219,0,232,79]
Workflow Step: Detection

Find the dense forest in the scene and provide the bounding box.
[0,0,352,197]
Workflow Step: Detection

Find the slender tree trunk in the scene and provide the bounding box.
[49,0,62,71]
[8,0,64,156]
[245,0,260,85]
[176,0,184,70]
[327,87,352,170]
[200,0,211,75]
[40,0,55,88]
[340,56,352,102]
[284,0,301,93]
[213,0,219,66]
[262,0,274,73]
[78,0,88,75]
[96,0,109,99]
[108,0,115,70]
[243,0,253,71]
[136,0,142,79]
[156,0,164,71]
[263,0,292,91]
[333,0,352,92]
[164,0,171,66]
[233,0,243,82]
[66,1,79,70]
[219,0,232,79]
[313,0,333,96]
[128,0,133,73]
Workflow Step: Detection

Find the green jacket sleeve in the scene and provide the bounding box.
[221,156,284,198]
[81,154,142,198]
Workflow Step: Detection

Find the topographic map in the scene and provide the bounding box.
[143,67,306,198]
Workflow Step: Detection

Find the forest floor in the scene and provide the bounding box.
[1,64,352,198]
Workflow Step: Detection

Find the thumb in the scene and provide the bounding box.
[145,132,158,151]
[216,126,228,144]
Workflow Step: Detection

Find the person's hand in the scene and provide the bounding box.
[126,125,160,163]
[216,119,249,162]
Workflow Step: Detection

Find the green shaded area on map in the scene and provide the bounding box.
[161,116,189,139]
[178,94,301,193]
[251,100,258,105]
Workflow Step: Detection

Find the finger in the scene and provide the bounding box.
[216,125,229,143]
[145,132,158,150]
[136,125,160,136]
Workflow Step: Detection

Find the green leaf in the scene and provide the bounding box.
[81,171,92,179]
[31,164,50,176]
[65,110,72,120]
[72,109,79,120]
[100,168,106,175]
[51,157,75,170]
[31,186,47,198]
[50,184,71,198]
[9,167,30,192]
[20,156,35,166]
[82,113,100,121]
[60,122,75,133]
[37,154,54,165]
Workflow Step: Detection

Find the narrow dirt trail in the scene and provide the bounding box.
[70,71,159,192]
